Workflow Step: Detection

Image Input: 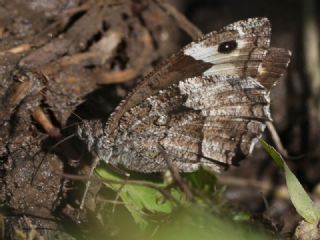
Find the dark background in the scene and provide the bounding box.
[0,0,319,238]
[178,0,320,233]
[183,0,320,234]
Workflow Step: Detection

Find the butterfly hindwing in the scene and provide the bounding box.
[178,75,270,169]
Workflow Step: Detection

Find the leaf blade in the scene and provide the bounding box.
[96,166,177,227]
[260,140,320,223]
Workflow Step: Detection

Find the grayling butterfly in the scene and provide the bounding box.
[78,17,291,173]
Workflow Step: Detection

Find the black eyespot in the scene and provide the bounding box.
[218,40,238,54]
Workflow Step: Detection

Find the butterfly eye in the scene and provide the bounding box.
[218,40,238,53]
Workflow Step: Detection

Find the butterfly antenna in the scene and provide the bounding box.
[57,111,85,132]
[60,121,82,131]
[71,111,84,122]
[31,133,76,185]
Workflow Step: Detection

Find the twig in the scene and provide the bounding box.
[218,175,272,193]
[0,44,32,56]
[267,122,304,160]
[79,156,100,210]
[96,69,138,84]
[112,174,130,213]
[159,148,194,200]
[55,171,180,205]
[96,199,125,205]
[154,0,204,40]
[32,107,61,137]
[266,122,288,158]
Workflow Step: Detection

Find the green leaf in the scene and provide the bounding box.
[259,139,284,170]
[96,166,180,228]
[182,167,217,192]
[260,140,320,223]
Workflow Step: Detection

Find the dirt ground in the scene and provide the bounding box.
[0,0,319,239]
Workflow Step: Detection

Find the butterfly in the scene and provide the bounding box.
[78,17,291,173]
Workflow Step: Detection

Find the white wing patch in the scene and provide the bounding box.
[183,39,249,64]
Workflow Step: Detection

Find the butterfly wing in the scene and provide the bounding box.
[85,18,290,172]
[177,46,291,169]
[105,18,273,135]
[176,75,271,172]
[108,75,270,172]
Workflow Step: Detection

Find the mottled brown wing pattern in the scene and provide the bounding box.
[110,85,202,172]
[78,18,291,173]
[179,75,270,170]
[110,76,270,173]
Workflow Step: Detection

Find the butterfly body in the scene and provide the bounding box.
[78,18,291,173]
